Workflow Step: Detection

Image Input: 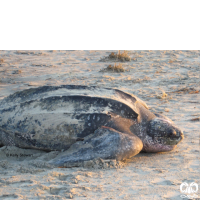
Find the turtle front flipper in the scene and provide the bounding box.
[49,126,143,167]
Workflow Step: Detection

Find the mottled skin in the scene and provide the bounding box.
[0,85,184,166]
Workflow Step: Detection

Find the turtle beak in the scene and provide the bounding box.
[180,130,184,140]
[172,127,184,140]
[169,128,184,145]
[176,129,184,142]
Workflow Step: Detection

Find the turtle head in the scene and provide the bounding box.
[143,117,184,152]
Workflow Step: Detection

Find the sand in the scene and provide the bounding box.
[0,50,199,199]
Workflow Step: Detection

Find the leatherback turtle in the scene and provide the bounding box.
[0,85,184,166]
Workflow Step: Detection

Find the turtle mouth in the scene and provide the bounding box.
[161,130,184,145]
[152,131,184,146]
[168,131,184,144]
[165,136,183,145]
[143,129,184,153]
[142,132,184,152]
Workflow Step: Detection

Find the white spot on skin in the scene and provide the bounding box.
[88,115,90,120]
[88,123,91,126]
[93,115,95,120]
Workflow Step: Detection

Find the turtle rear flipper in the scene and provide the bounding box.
[0,127,17,147]
[0,127,40,150]
[49,126,143,167]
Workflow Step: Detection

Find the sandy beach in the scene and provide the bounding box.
[0,50,199,199]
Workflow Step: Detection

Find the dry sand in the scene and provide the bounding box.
[0,50,199,199]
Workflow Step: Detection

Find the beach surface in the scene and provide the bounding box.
[0,50,199,199]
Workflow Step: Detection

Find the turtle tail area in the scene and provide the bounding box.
[48,126,143,167]
[0,127,16,147]
[0,127,47,150]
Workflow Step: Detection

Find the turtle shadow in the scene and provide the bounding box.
[126,151,171,163]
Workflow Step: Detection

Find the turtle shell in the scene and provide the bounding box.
[0,85,147,150]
